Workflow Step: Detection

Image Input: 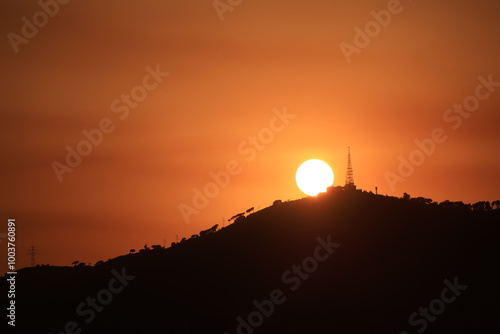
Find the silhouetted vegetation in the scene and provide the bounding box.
[228,211,246,222]
[199,224,218,236]
[473,200,492,211]
[411,196,434,205]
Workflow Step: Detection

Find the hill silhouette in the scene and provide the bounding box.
[3,188,500,333]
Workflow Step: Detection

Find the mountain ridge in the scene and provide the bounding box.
[3,188,500,333]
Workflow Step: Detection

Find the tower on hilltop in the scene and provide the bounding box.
[345,147,356,189]
[28,246,39,267]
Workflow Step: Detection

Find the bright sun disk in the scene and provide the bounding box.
[295,159,334,196]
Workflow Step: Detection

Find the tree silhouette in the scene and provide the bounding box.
[412,197,433,205]
[439,200,472,211]
[234,215,246,224]
[199,224,219,236]
[473,201,492,211]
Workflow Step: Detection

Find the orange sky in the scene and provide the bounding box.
[1,0,499,269]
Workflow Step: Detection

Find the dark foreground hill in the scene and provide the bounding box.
[3,188,500,333]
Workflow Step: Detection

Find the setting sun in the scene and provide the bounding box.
[296,159,334,196]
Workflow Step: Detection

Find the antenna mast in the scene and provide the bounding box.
[345,147,356,189]
[28,246,39,267]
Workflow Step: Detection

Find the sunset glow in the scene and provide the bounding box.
[0,0,499,270]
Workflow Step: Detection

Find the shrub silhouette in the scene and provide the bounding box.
[439,200,471,211]
[473,201,492,211]
[199,224,218,237]
[234,215,246,224]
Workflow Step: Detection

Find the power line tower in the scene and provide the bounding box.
[28,246,39,267]
[345,147,356,189]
